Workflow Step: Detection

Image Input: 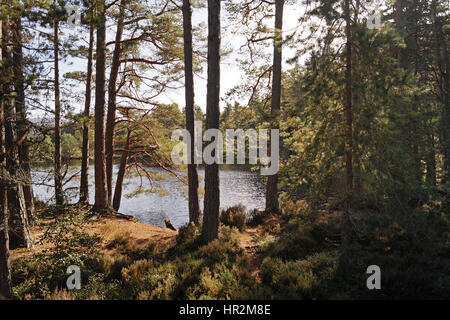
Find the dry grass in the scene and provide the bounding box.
[10,215,178,262]
[88,216,177,254]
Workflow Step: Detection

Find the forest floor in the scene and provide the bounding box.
[10,203,449,300]
[239,214,283,282]
[11,210,274,268]
[10,213,178,263]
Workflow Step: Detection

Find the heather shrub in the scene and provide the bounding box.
[220,204,247,231]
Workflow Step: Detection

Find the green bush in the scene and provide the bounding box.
[264,216,338,260]
[220,204,247,231]
[261,251,338,299]
[12,206,101,299]
[176,222,201,245]
[247,209,269,226]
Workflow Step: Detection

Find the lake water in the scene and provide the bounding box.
[31,165,265,228]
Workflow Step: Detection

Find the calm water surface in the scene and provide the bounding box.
[32,166,265,228]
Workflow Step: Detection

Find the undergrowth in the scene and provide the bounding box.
[10,202,450,300]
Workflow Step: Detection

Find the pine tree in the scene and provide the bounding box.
[202,0,221,242]
[93,0,110,212]
[0,17,12,298]
[182,0,201,225]
[53,0,63,206]
[265,0,284,213]
[105,0,127,203]
[80,0,95,204]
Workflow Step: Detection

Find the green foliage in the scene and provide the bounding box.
[260,205,450,299]
[261,252,338,300]
[176,222,201,246]
[61,133,81,159]
[10,0,450,301]
[12,205,101,299]
[11,203,449,300]
[12,208,264,300]
[29,135,54,163]
[264,215,339,261]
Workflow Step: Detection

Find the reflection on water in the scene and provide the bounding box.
[32,165,265,228]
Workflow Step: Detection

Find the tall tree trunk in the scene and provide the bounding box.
[394,0,413,166]
[80,18,95,204]
[2,18,32,249]
[394,0,406,65]
[183,0,201,225]
[53,8,63,205]
[202,0,221,243]
[442,38,450,184]
[412,0,422,185]
[0,105,11,300]
[339,0,353,270]
[352,3,361,206]
[106,0,126,203]
[430,0,450,186]
[112,129,130,211]
[433,3,450,184]
[94,0,109,211]
[12,16,34,220]
[265,0,284,213]
[0,21,12,298]
[426,130,437,186]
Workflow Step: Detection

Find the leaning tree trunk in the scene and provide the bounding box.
[2,18,32,249]
[265,0,284,214]
[183,0,201,225]
[53,11,63,205]
[112,129,130,211]
[202,0,221,243]
[0,20,12,298]
[106,0,126,203]
[12,16,34,220]
[94,0,110,211]
[80,19,95,204]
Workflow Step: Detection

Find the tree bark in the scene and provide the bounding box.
[106,0,126,203]
[0,21,12,298]
[442,36,450,184]
[432,0,450,184]
[426,130,437,186]
[0,103,11,300]
[94,0,110,211]
[112,129,130,211]
[2,18,32,249]
[183,0,201,225]
[80,18,95,204]
[12,16,34,220]
[53,7,63,205]
[202,0,221,242]
[265,0,284,213]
